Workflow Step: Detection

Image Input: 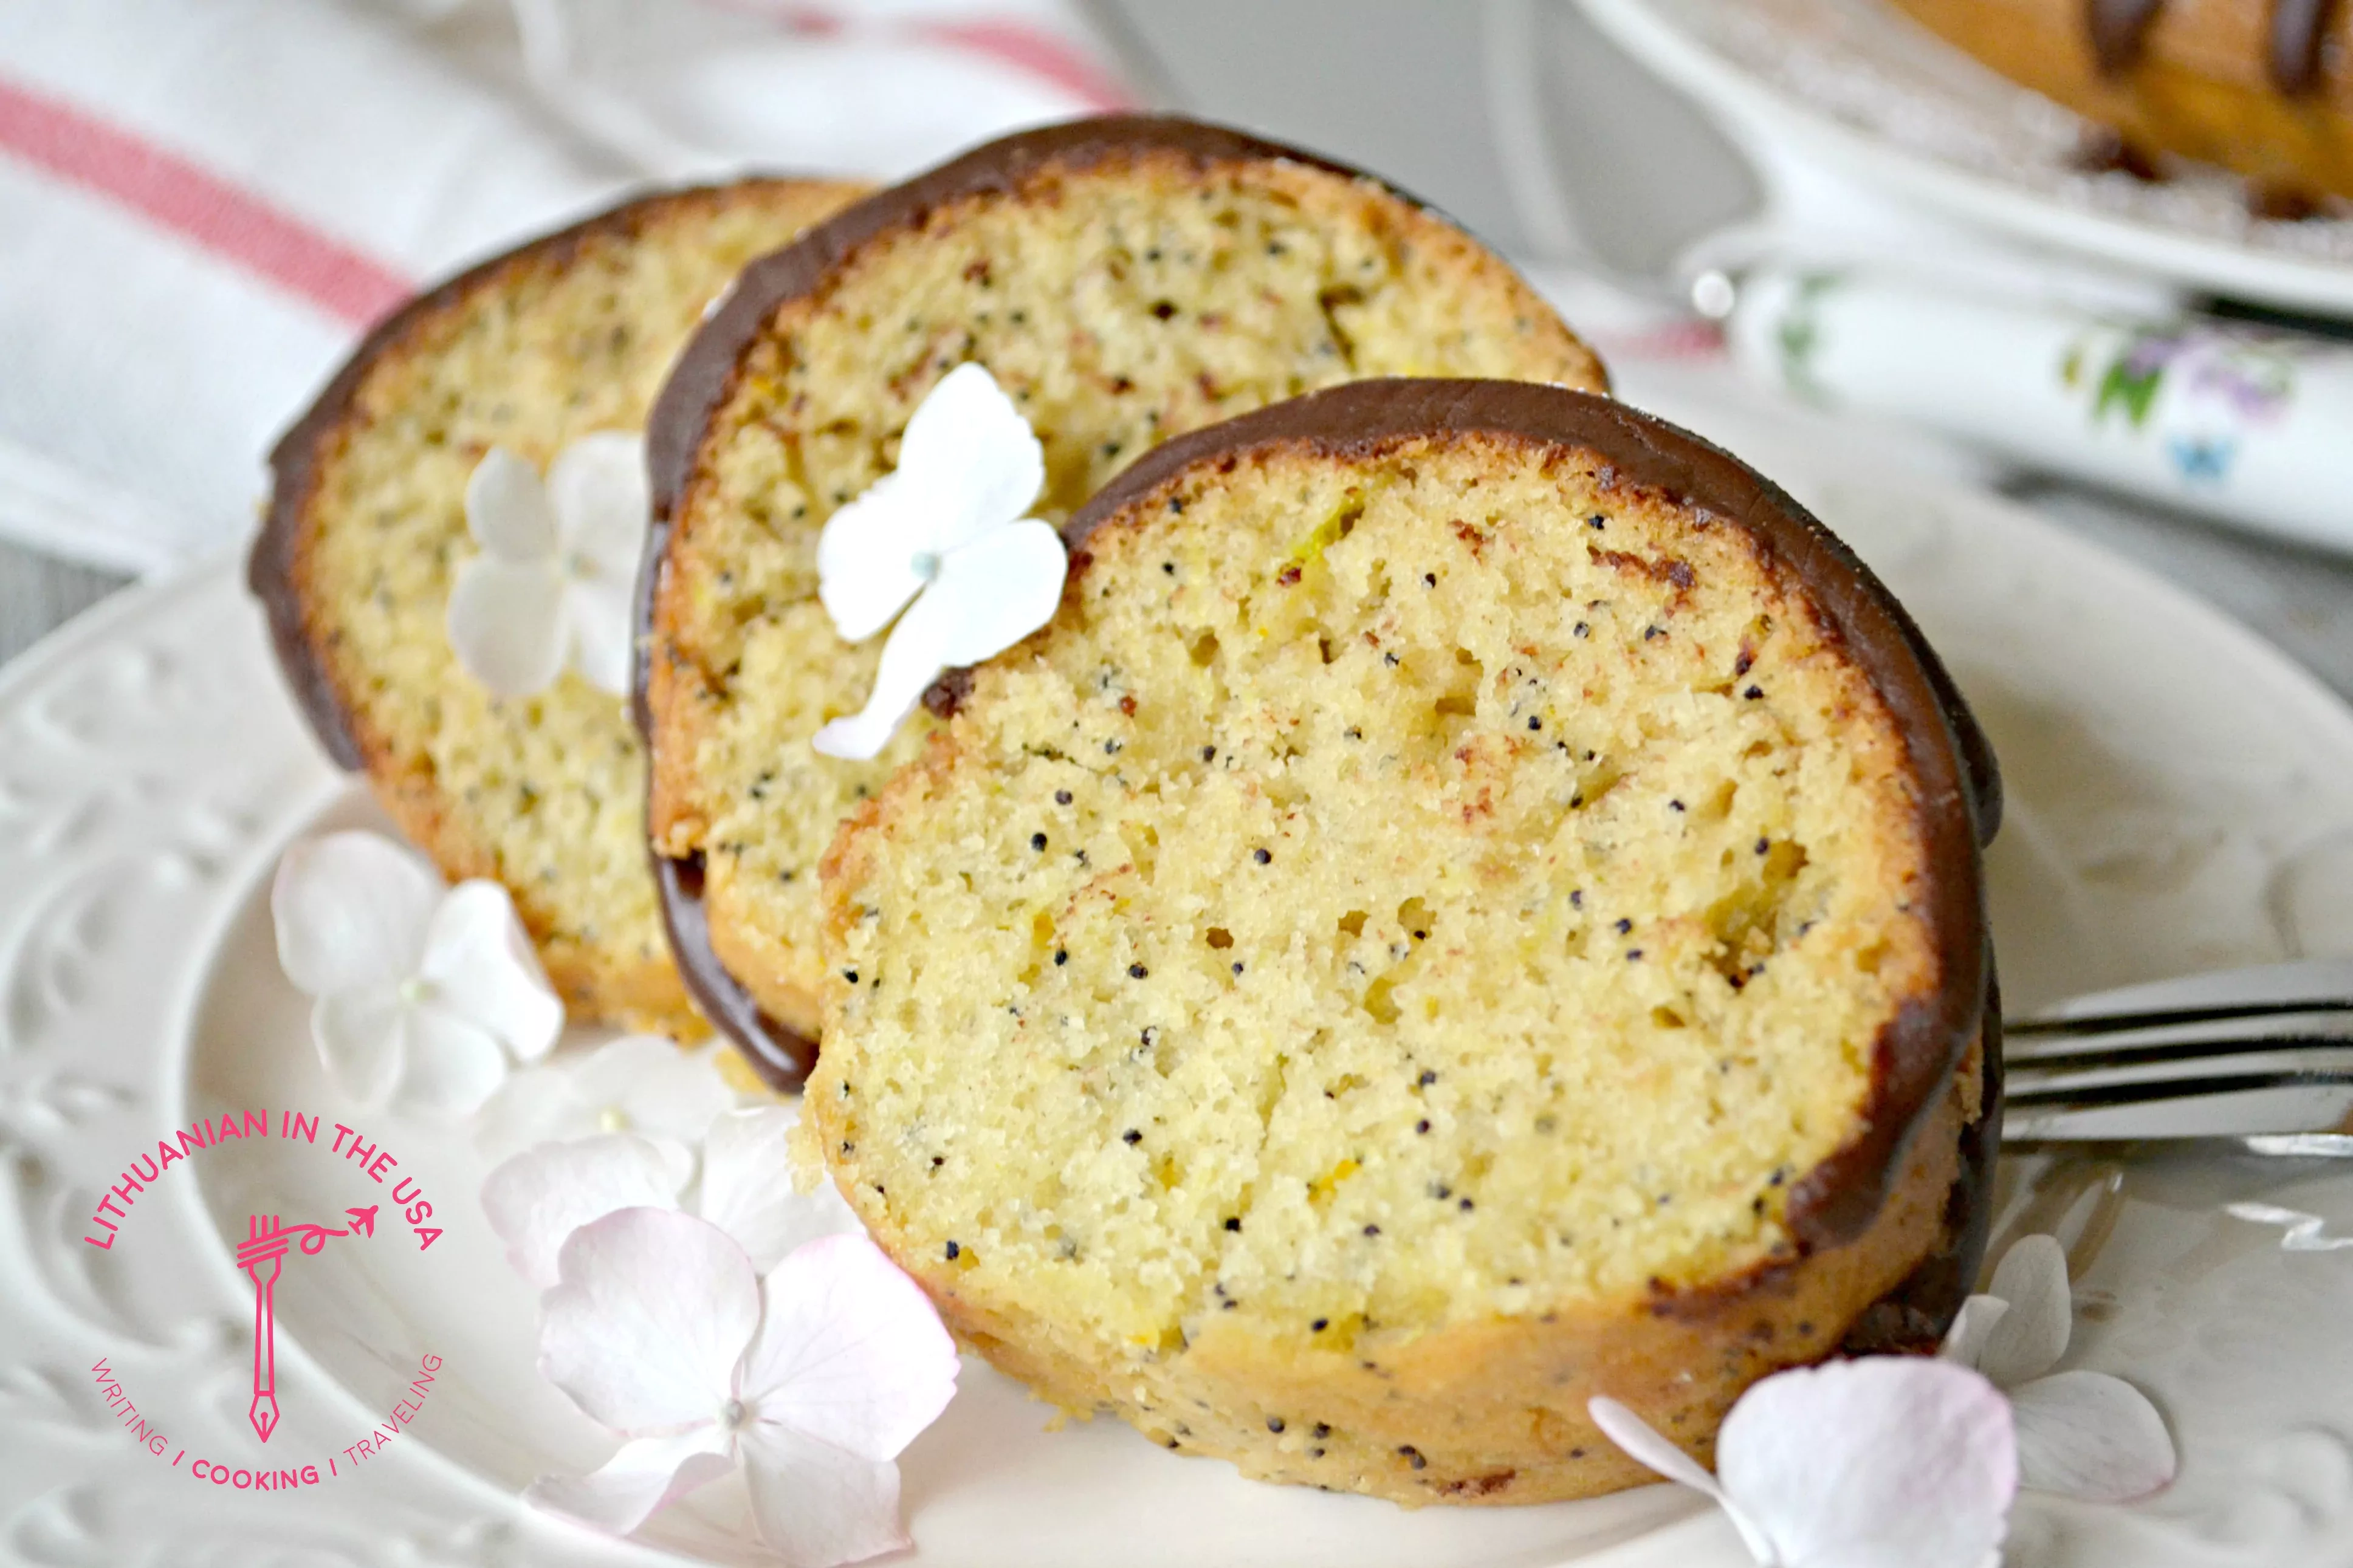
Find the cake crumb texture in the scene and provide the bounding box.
[648,135,1605,1044]
[815,426,1970,1504]
[281,180,862,1032]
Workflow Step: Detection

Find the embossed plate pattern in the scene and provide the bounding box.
[5,459,2353,1566]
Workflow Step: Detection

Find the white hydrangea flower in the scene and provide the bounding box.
[1940,1233,2176,1502]
[527,1212,959,1568]
[447,433,648,698]
[271,830,562,1115]
[812,363,1068,759]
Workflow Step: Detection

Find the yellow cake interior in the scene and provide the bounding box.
[818,430,1939,1373]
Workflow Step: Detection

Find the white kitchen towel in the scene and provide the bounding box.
[0,0,1127,576]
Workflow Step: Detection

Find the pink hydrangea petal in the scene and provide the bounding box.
[698,1108,863,1273]
[272,831,439,995]
[447,556,568,698]
[738,1234,960,1461]
[392,1004,514,1116]
[465,447,557,561]
[416,881,563,1064]
[541,1208,758,1434]
[1939,1294,2011,1371]
[739,1420,912,1568]
[1717,1358,2017,1568]
[1587,1396,1766,1562]
[546,431,649,581]
[1586,1395,1730,1500]
[311,988,405,1106]
[1981,1234,2072,1387]
[2011,1371,2176,1502]
[481,1133,693,1289]
[525,1427,735,1536]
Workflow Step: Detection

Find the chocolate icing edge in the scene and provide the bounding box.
[1053,378,2000,1261]
[633,114,1568,1081]
[2087,0,2337,94]
[253,177,845,776]
[654,852,821,1093]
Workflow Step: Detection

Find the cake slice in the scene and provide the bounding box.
[639,115,1608,1087]
[253,178,864,1034]
[812,379,2001,1505]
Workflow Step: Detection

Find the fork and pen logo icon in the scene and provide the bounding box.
[235,1205,378,1441]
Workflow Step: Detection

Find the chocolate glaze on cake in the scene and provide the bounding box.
[653,852,819,1091]
[633,116,1520,1089]
[1049,379,2000,1268]
[2087,0,2338,92]
[255,179,816,775]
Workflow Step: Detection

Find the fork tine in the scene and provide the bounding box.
[2008,999,2353,1037]
[2007,1029,2353,1070]
[2007,1067,2353,1112]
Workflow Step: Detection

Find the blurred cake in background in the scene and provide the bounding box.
[253,179,864,1036]
[1886,0,2353,210]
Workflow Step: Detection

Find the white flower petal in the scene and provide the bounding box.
[417,880,564,1064]
[525,1427,735,1537]
[466,447,558,561]
[563,573,637,697]
[2011,1370,2176,1502]
[481,1133,693,1289]
[739,1234,959,1461]
[448,556,568,698]
[1586,1395,1730,1500]
[1939,1294,2011,1371]
[1716,1358,2016,1568]
[893,361,1044,558]
[272,831,441,996]
[816,470,933,644]
[392,1005,515,1116]
[541,1208,760,1434]
[546,431,650,580]
[698,1107,864,1273]
[811,520,1065,761]
[573,1038,739,1145]
[814,363,1045,646]
[927,518,1067,666]
[311,988,407,1106]
[1587,1396,1764,1561]
[1981,1234,2072,1386]
[810,590,954,761]
[740,1421,912,1568]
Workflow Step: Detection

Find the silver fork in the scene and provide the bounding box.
[2003,959,2353,1154]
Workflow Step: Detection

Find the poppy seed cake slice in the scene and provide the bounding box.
[638,114,1607,1087]
[811,380,2001,1505]
[254,178,864,1034]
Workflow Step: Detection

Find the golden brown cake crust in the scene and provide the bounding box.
[1887,0,2353,202]
[252,177,866,1033]
[811,380,2001,1505]
[636,114,1608,1087]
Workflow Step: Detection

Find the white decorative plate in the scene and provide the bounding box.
[7,462,2353,1566]
[1578,0,2353,316]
